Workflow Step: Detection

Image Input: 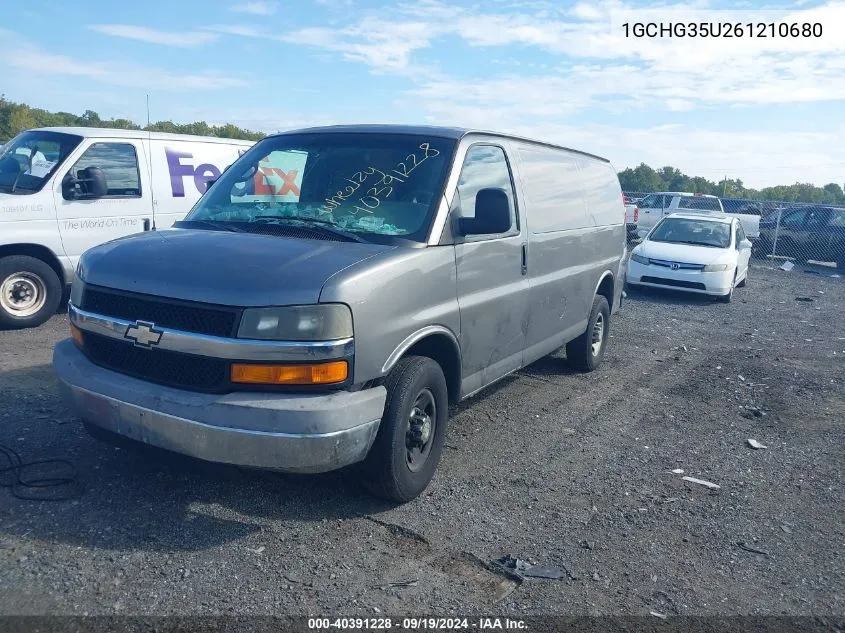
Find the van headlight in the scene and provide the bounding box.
[69,277,84,307]
[631,253,650,265]
[703,263,731,272]
[237,304,353,341]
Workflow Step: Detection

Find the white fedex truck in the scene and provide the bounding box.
[0,127,255,329]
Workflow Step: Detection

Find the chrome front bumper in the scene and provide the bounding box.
[52,339,387,473]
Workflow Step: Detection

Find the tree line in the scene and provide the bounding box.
[2,97,842,204]
[619,164,844,205]
[0,96,264,142]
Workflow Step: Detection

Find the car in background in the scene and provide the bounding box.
[754,206,845,269]
[636,192,760,239]
[623,194,638,240]
[626,212,752,303]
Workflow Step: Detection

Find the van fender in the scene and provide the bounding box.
[381,325,461,375]
[593,269,618,314]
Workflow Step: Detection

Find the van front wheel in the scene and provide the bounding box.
[361,356,449,504]
[0,255,62,330]
[566,295,610,372]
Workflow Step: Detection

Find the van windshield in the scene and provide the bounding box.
[184,132,457,244]
[0,131,83,195]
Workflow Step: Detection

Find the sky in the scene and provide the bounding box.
[2,0,845,188]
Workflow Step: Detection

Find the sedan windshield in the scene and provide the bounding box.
[184,132,457,244]
[0,131,83,195]
[649,217,732,248]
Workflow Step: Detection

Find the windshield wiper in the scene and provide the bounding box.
[176,219,246,233]
[655,239,723,248]
[250,215,367,243]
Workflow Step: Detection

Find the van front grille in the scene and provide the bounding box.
[81,331,229,393]
[80,285,240,338]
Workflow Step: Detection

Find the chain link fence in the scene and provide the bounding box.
[622,192,845,273]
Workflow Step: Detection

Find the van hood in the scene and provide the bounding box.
[637,240,729,265]
[78,228,394,306]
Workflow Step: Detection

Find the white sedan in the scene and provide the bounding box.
[625,213,752,303]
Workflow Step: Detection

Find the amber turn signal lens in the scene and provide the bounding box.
[70,323,84,348]
[230,361,348,385]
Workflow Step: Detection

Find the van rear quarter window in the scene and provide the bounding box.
[517,147,587,233]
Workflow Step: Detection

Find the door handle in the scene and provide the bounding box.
[521,244,528,276]
[143,218,151,231]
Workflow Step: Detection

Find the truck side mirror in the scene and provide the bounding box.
[456,188,511,236]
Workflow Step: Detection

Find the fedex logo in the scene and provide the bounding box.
[166,147,245,197]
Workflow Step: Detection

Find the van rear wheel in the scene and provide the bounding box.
[0,255,62,330]
[361,356,449,503]
[566,295,610,372]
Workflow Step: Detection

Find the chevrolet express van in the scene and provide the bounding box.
[52,125,626,502]
[0,127,255,329]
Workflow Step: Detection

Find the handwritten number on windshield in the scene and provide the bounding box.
[320,142,439,216]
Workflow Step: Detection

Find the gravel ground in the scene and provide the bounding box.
[0,262,842,618]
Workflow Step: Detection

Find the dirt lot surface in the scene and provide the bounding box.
[0,263,842,618]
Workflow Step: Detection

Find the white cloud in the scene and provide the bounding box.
[0,29,246,91]
[231,1,278,15]
[87,24,218,47]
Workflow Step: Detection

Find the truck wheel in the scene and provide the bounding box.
[0,255,62,330]
[361,356,449,503]
[566,295,610,372]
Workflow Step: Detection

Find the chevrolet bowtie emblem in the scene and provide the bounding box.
[124,320,163,348]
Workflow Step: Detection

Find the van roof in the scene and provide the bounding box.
[29,127,255,145]
[272,124,611,163]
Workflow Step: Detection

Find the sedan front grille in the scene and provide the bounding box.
[640,276,707,290]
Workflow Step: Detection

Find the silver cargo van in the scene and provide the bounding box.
[52,125,626,502]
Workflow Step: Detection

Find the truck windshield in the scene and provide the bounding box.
[184,132,457,244]
[0,131,83,195]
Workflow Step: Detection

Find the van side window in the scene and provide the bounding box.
[517,147,587,233]
[69,143,142,198]
[456,144,518,236]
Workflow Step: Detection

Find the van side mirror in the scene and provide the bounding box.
[456,188,511,236]
[740,239,753,250]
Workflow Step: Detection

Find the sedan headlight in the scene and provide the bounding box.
[237,304,353,341]
[631,253,650,265]
[703,263,731,272]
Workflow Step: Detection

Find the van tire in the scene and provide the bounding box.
[0,255,62,330]
[566,295,610,372]
[361,356,449,504]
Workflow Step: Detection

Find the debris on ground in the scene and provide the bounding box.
[650,611,668,619]
[736,541,770,556]
[493,555,569,580]
[747,439,767,449]
[682,476,721,490]
[779,261,795,271]
[781,525,793,534]
[671,468,684,474]
[740,405,766,419]
[374,579,419,589]
[795,297,814,302]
